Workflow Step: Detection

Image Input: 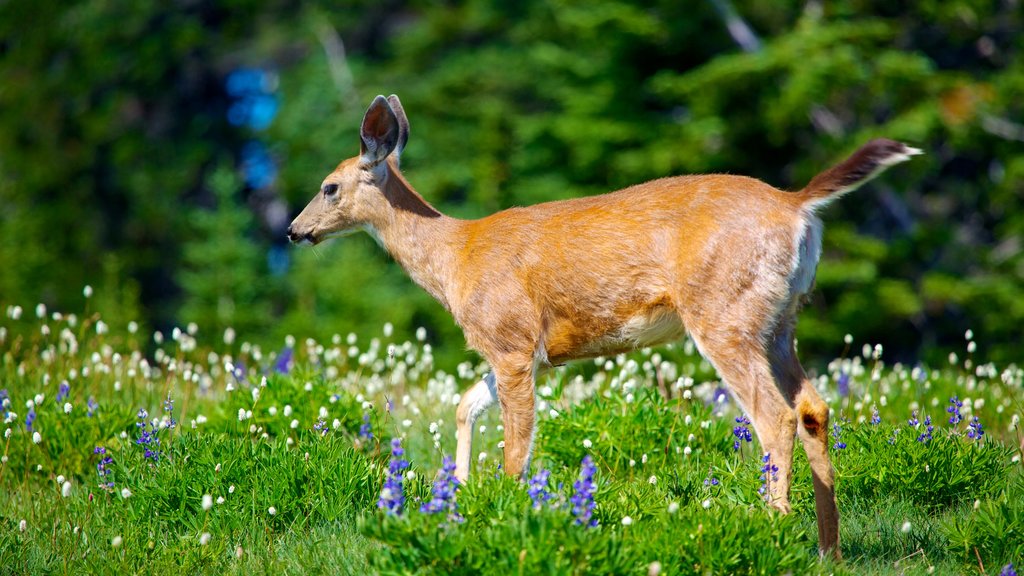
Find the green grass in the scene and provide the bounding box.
[1,304,1022,574]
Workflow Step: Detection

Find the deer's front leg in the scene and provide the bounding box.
[454,372,498,482]
[493,359,537,479]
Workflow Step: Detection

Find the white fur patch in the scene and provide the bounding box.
[585,308,686,356]
[791,213,823,297]
[464,372,498,424]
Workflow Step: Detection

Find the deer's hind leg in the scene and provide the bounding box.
[770,318,840,558]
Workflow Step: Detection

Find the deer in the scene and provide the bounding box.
[287,94,921,558]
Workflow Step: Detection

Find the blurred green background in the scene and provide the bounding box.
[1,0,1021,368]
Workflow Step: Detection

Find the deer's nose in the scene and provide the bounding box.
[286,225,305,244]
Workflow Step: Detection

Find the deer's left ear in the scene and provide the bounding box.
[387,94,409,161]
[359,95,400,167]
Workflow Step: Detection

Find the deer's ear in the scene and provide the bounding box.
[386,94,410,161]
[359,95,400,167]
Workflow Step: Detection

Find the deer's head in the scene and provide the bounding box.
[287,94,409,245]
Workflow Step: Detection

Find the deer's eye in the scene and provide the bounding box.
[322,183,339,197]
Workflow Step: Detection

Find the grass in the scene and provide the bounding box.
[1,300,1022,575]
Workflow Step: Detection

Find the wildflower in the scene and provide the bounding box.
[582,438,592,449]
[358,412,373,441]
[947,396,963,425]
[87,396,98,418]
[908,410,920,427]
[61,480,72,498]
[966,416,984,441]
[378,438,410,515]
[570,455,598,527]
[163,395,177,429]
[703,467,719,487]
[19,519,27,532]
[57,381,70,402]
[702,499,711,509]
[233,359,248,384]
[136,408,161,462]
[200,532,211,546]
[268,506,277,516]
[527,469,553,510]
[202,494,213,511]
[25,407,36,432]
[900,520,912,533]
[621,516,633,526]
[1000,563,1017,576]
[916,416,934,444]
[274,346,293,374]
[667,501,679,514]
[732,414,753,451]
[95,446,115,489]
[837,372,850,397]
[63,402,72,414]
[111,535,122,548]
[871,405,881,425]
[831,422,847,450]
[121,487,132,498]
[758,453,779,501]
[884,426,901,444]
[32,431,41,444]
[313,418,328,436]
[420,456,463,523]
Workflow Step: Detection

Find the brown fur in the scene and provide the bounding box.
[288,95,920,559]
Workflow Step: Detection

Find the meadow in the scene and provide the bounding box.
[1,294,1021,575]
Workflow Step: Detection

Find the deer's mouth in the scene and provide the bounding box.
[286,226,319,246]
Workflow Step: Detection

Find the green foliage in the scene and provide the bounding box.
[3,309,1022,573]
[942,477,1024,566]
[839,424,1013,508]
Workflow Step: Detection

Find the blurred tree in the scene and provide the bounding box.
[1,0,1021,367]
[178,168,271,337]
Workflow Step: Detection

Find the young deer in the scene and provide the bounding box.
[288,94,920,557]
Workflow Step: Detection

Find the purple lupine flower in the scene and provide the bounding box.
[1000,563,1017,576]
[0,389,9,419]
[56,381,70,402]
[966,416,984,441]
[359,412,373,441]
[711,385,729,406]
[385,398,394,413]
[313,417,328,437]
[527,469,553,510]
[135,408,161,462]
[758,453,779,501]
[703,467,719,487]
[732,414,753,451]
[947,396,963,425]
[25,407,36,432]
[831,422,847,450]
[887,428,901,445]
[232,359,248,383]
[837,372,850,397]
[163,394,176,430]
[570,455,598,527]
[871,405,881,425]
[94,446,115,490]
[378,438,410,515]
[421,456,463,522]
[908,410,920,427]
[916,415,934,444]
[86,396,98,418]
[274,346,293,374]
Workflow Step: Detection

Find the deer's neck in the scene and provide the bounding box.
[366,164,464,313]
